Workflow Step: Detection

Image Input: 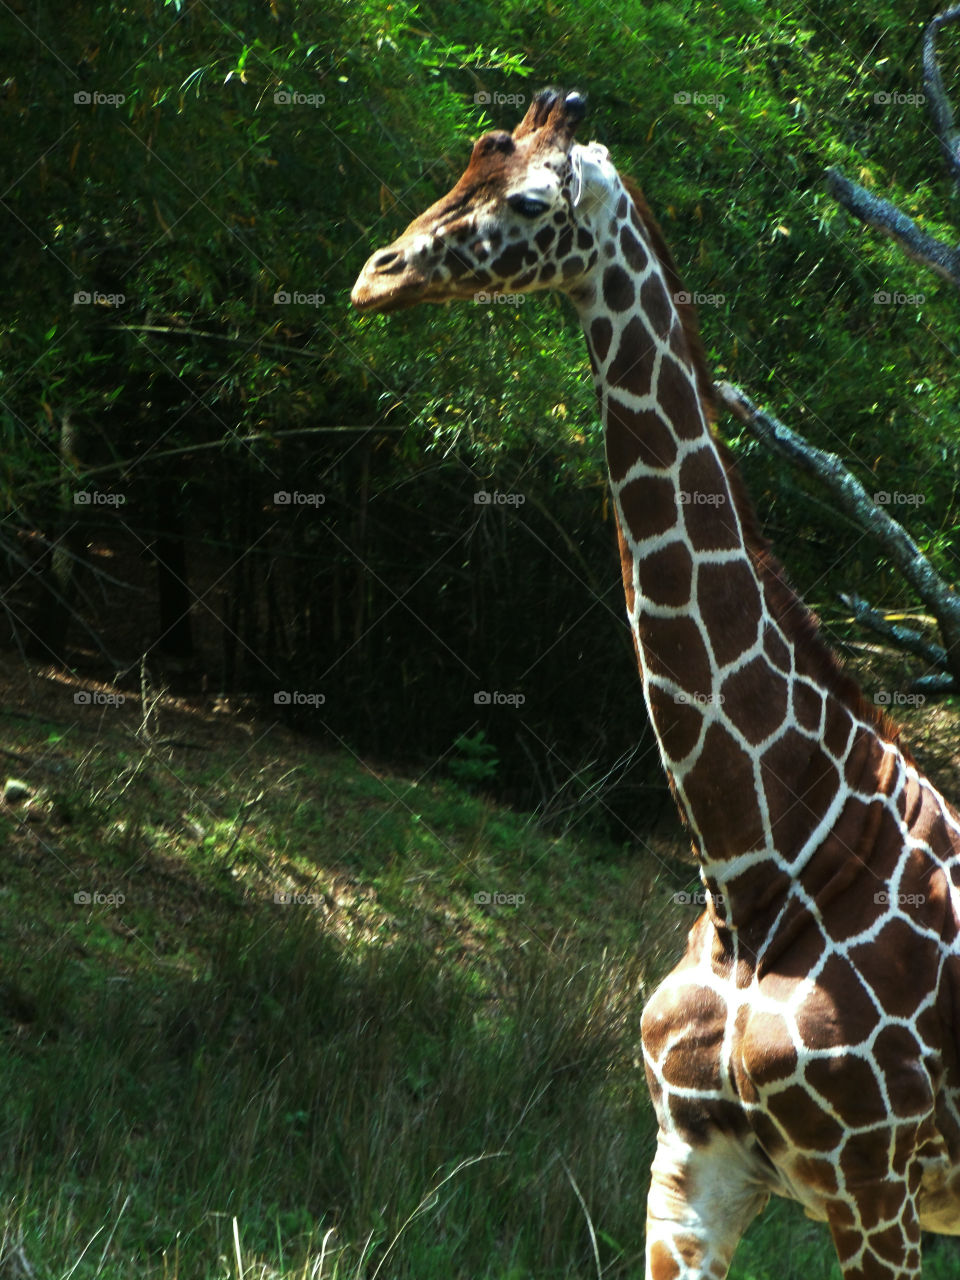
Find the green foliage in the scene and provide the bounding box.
[448,728,500,786]
[2,0,959,803]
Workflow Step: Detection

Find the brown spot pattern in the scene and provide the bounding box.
[634,539,693,607]
[619,221,649,272]
[761,732,841,857]
[793,680,823,733]
[603,263,635,312]
[767,1084,845,1150]
[605,399,677,480]
[722,657,789,746]
[647,684,704,761]
[618,474,678,543]
[607,316,657,396]
[490,242,528,276]
[806,1055,886,1123]
[763,623,791,672]
[796,954,880,1049]
[590,316,613,363]
[822,699,854,760]
[741,1010,798,1084]
[638,613,714,694]
[680,723,765,853]
[697,560,762,667]
[679,454,740,552]
[657,356,704,439]
[640,273,675,340]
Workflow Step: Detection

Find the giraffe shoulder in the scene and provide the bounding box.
[640,915,728,1061]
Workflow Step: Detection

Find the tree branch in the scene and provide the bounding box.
[717,381,960,681]
[923,4,960,193]
[109,324,334,362]
[838,592,949,669]
[824,166,960,287]
[826,7,960,286]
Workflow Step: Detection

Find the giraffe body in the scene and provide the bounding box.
[352,88,960,1278]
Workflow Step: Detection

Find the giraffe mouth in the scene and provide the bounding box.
[350,260,437,315]
[351,287,421,315]
[351,267,470,315]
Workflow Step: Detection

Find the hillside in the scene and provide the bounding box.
[3,652,960,1278]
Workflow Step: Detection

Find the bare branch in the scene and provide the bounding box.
[825,166,960,287]
[827,8,960,285]
[838,592,949,670]
[109,324,334,362]
[911,672,958,694]
[923,4,960,191]
[717,381,960,680]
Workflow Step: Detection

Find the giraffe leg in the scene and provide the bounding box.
[825,1182,922,1280]
[644,1129,768,1279]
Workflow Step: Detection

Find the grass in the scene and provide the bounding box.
[2,665,960,1277]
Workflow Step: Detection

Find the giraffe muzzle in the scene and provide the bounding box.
[350,245,434,314]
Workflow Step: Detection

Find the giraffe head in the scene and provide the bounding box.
[351,88,616,314]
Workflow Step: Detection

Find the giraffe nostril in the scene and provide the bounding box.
[372,249,404,274]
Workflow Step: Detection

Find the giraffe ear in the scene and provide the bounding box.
[570,142,614,213]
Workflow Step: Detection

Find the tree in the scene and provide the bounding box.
[719,4,960,690]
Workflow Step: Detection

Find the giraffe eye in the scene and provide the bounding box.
[508,194,549,218]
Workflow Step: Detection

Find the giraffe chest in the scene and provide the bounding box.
[641,908,960,1229]
[642,918,945,1126]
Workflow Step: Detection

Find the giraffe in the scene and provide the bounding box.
[351,88,960,1279]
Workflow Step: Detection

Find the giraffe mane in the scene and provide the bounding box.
[619,175,902,751]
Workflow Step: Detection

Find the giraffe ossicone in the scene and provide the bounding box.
[352,87,960,1280]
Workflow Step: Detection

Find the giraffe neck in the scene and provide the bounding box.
[571,174,895,931]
